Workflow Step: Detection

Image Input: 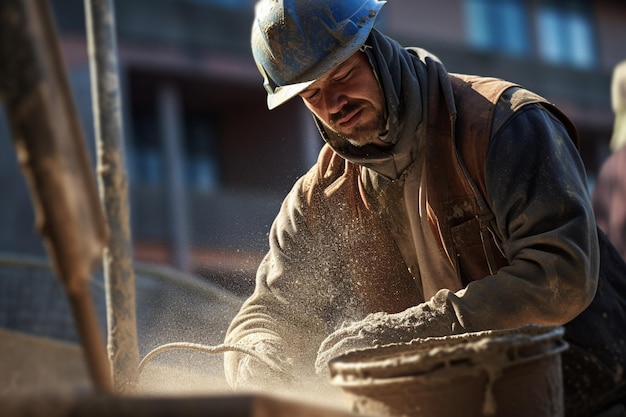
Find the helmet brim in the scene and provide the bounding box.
[267,79,316,110]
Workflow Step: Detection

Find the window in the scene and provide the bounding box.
[184,114,221,192]
[464,0,530,56]
[130,109,164,186]
[128,74,222,192]
[536,0,595,68]
[130,111,221,191]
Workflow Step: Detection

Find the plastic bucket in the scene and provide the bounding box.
[328,325,568,417]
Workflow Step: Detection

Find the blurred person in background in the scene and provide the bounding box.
[224,1,626,416]
[593,61,626,261]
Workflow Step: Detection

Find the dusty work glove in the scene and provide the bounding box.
[229,341,295,392]
[315,293,461,377]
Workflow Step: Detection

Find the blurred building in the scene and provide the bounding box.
[1,0,625,295]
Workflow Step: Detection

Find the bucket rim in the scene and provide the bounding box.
[328,324,567,382]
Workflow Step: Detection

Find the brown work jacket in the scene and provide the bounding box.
[302,74,581,314]
[224,74,603,391]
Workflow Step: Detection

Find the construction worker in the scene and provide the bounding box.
[593,61,626,261]
[224,1,626,416]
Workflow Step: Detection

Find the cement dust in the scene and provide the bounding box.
[137,359,232,396]
[136,342,282,396]
[131,264,246,396]
[134,340,347,413]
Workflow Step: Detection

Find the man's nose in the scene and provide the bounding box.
[324,89,348,114]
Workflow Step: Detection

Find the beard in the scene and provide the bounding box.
[327,100,386,147]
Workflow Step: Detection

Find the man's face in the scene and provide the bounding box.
[299,51,386,147]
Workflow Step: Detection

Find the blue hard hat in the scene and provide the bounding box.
[251,0,386,109]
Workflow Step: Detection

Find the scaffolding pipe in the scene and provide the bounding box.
[84,0,140,393]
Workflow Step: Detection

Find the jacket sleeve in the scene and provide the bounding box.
[444,104,600,331]
[222,172,337,392]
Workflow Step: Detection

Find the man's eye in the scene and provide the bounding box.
[303,90,320,100]
[336,70,352,82]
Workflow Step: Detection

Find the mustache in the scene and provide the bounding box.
[329,100,367,125]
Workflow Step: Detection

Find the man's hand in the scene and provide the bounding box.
[315,296,459,377]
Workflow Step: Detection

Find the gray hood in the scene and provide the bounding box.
[313,29,456,180]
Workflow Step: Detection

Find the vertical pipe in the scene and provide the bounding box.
[84,0,139,393]
[158,84,190,271]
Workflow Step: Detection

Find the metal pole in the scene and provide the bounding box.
[84,0,140,393]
